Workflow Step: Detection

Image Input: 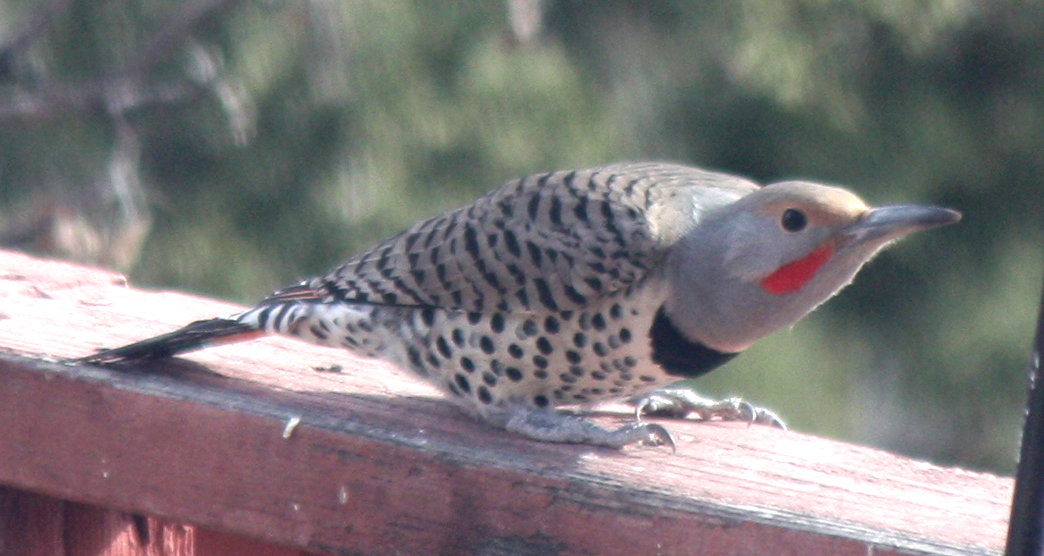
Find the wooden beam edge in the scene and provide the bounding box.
[0,350,1001,555]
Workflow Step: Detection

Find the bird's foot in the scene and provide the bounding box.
[500,407,675,451]
[631,386,786,429]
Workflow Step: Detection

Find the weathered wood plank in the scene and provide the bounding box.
[0,488,64,556]
[0,250,1012,555]
[0,486,309,556]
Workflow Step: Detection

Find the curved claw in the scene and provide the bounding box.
[753,405,788,430]
[728,399,783,429]
[630,389,787,430]
[640,422,677,453]
[634,396,650,421]
[633,391,697,421]
[736,400,755,425]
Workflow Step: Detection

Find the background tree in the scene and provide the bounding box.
[0,0,1040,473]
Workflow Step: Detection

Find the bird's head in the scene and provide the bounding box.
[664,180,961,353]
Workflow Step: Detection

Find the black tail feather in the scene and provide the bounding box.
[75,318,261,364]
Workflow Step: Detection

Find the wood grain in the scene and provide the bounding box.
[0,250,1011,555]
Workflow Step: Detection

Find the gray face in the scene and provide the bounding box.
[661,181,959,353]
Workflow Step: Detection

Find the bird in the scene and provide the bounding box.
[77,162,961,449]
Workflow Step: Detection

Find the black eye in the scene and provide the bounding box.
[781,208,807,232]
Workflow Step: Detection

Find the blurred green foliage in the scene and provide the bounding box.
[0,0,1040,474]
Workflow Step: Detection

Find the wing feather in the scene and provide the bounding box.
[272,163,758,313]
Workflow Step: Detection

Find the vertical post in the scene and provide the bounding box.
[1006,277,1044,556]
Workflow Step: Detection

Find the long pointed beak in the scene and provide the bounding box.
[842,205,962,245]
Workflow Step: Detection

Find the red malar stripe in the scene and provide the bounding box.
[760,245,835,295]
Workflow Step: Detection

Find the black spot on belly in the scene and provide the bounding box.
[460,357,476,373]
[518,319,538,339]
[407,346,424,370]
[420,307,436,327]
[309,324,328,340]
[436,337,453,358]
[533,278,558,311]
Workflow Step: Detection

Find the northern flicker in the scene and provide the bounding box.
[78,163,960,448]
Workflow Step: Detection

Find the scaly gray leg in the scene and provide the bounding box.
[497,407,676,450]
[632,385,786,429]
